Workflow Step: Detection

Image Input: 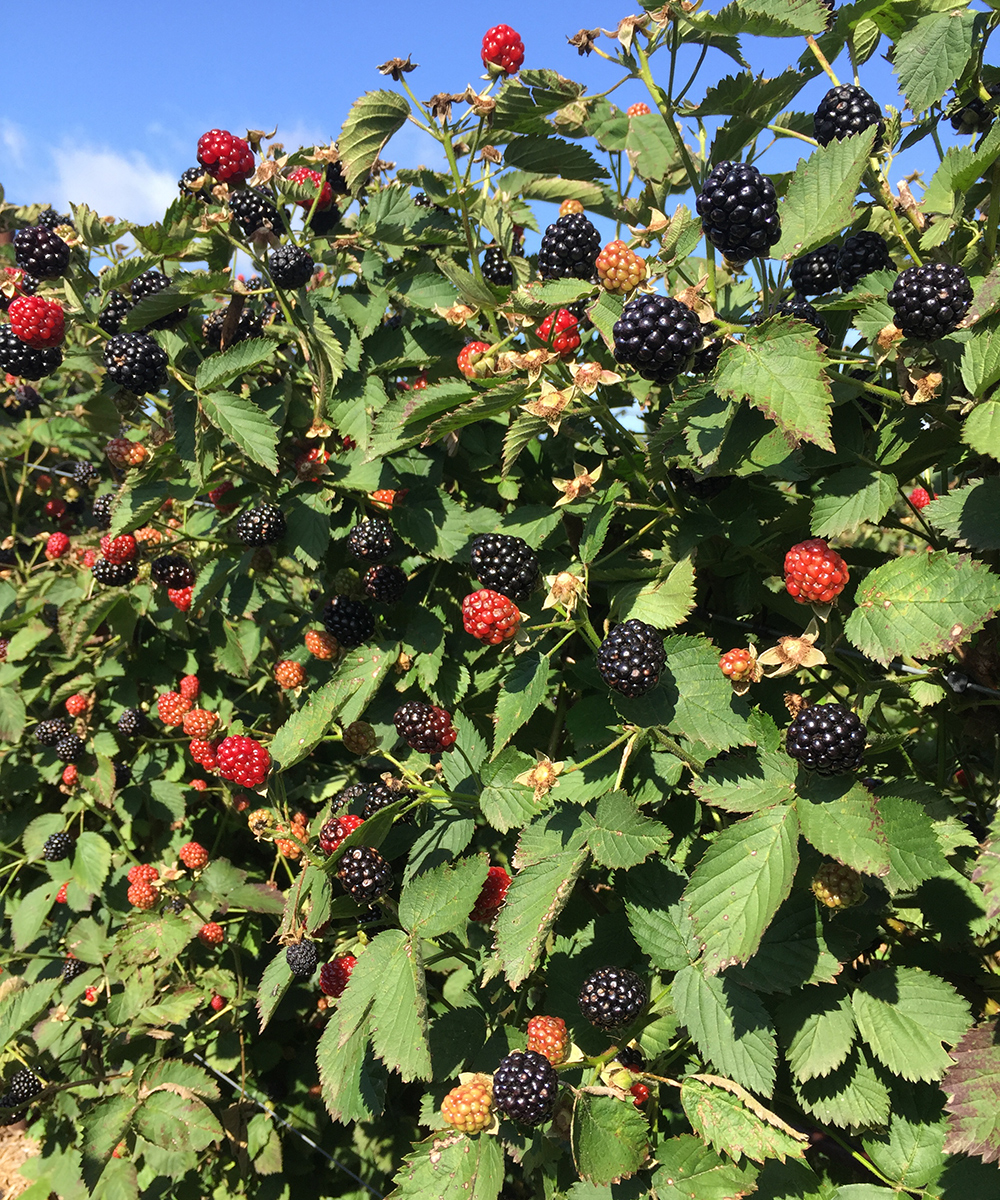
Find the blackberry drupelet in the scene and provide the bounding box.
[0,327,62,380]
[73,461,98,485]
[337,845,394,902]
[470,533,540,603]
[230,187,283,238]
[361,778,417,821]
[612,294,704,384]
[286,941,319,978]
[482,245,515,286]
[13,226,70,278]
[347,517,394,562]
[579,966,648,1029]
[887,263,973,340]
[696,160,781,264]
[201,307,264,350]
[36,718,70,746]
[750,299,831,346]
[322,596,376,647]
[129,269,189,329]
[837,231,892,290]
[117,708,146,738]
[90,495,115,530]
[814,84,884,147]
[91,558,138,586]
[597,619,665,698]
[950,83,1000,133]
[103,332,168,394]
[179,166,209,197]
[789,242,841,296]
[363,563,407,602]
[55,733,85,762]
[786,703,866,774]
[150,555,196,588]
[537,212,601,281]
[393,701,457,754]
[97,289,133,335]
[236,504,286,546]
[492,1050,559,1127]
[43,832,74,862]
[268,244,314,289]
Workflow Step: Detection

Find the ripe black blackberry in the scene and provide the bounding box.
[202,307,264,350]
[150,555,196,588]
[113,761,131,788]
[613,294,705,384]
[0,327,62,380]
[789,242,840,296]
[482,245,514,287]
[36,718,70,746]
[414,192,434,208]
[470,533,540,603]
[693,338,723,374]
[363,563,407,603]
[0,546,18,566]
[492,1050,559,1127]
[579,966,648,1029]
[13,226,70,278]
[887,263,973,340]
[73,461,98,485]
[286,941,319,978]
[597,619,665,698]
[322,596,376,647]
[306,203,341,236]
[38,208,72,230]
[616,1045,645,1072]
[268,244,314,289]
[236,504,286,546]
[179,166,209,197]
[42,603,60,630]
[167,896,186,913]
[696,160,781,264]
[337,845,393,902]
[103,332,168,395]
[326,162,349,196]
[97,290,133,336]
[537,212,601,281]
[950,83,1000,133]
[230,187,283,238]
[786,703,866,774]
[43,832,74,862]
[129,269,189,330]
[117,708,146,738]
[393,701,456,754]
[750,299,831,347]
[814,84,884,147]
[55,733,85,763]
[361,778,417,821]
[92,558,138,587]
[62,957,88,981]
[91,493,116,530]
[334,782,369,811]
[837,231,892,290]
[0,1068,42,1124]
[7,385,43,418]
[242,275,273,305]
[347,518,394,562]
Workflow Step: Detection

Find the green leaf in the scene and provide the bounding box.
[479,747,549,833]
[845,550,1000,665]
[338,90,411,193]
[791,1047,891,1128]
[611,557,697,629]
[92,1158,139,1200]
[651,1135,759,1200]
[963,401,1000,460]
[673,965,778,1095]
[796,779,891,877]
[923,479,1000,551]
[317,1003,385,1125]
[684,804,799,974]
[583,791,671,870]
[810,467,897,538]
[893,8,977,113]
[862,1088,947,1190]
[680,1076,808,1163]
[72,832,112,894]
[624,858,698,971]
[256,949,293,1033]
[199,389,279,474]
[852,967,971,1082]
[12,880,59,950]
[960,327,1000,399]
[708,0,828,36]
[692,748,797,813]
[738,891,847,993]
[777,984,856,1082]
[132,1091,223,1153]
[656,634,752,754]
[503,135,609,181]
[195,338,276,389]
[492,653,550,757]
[774,129,877,258]
[715,322,834,451]
[0,978,58,1050]
[398,854,488,939]
[971,811,1000,923]
[879,795,949,893]
[386,1130,503,1200]
[82,1095,140,1164]
[0,686,25,742]
[570,1092,649,1185]
[942,1017,1000,1164]
[625,116,678,182]
[143,1060,219,1101]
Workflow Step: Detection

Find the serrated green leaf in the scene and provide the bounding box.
[791,1047,891,1128]
[852,967,971,1082]
[922,480,1000,551]
[386,1130,503,1200]
[653,634,751,754]
[624,858,698,971]
[684,804,799,974]
[12,880,59,950]
[72,832,111,894]
[810,467,897,538]
[692,748,797,813]
[98,255,160,293]
[680,1077,808,1163]
[651,1135,759,1200]
[778,984,856,1083]
[317,1002,385,1125]
[82,1094,140,1164]
[625,116,677,182]
[0,686,25,742]
[503,135,609,181]
[92,1157,139,1200]
[673,965,778,1095]
[845,550,1000,665]
[570,1092,648,1185]
[492,653,550,757]
[398,854,488,939]
[199,390,278,473]
[961,327,1000,399]
[583,791,671,870]
[879,795,949,893]
[368,931,432,1081]
[612,557,696,629]
[195,338,275,390]
[971,811,1000,923]
[738,890,847,993]
[0,977,58,1050]
[893,8,977,113]
[796,779,890,877]
[479,747,549,833]
[715,322,834,451]
[579,482,624,564]
[963,401,1000,459]
[133,1090,223,1153]
[862,1087,948,1189]
[942,1017,1000,1163]
[338,90,410,193]
[256,949,293,1033]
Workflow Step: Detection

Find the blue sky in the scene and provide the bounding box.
[0,1,973,226]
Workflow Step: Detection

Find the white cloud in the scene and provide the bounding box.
[50,146,177,224]
[1,119,26,169]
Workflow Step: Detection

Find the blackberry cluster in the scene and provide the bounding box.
[55,733,85,762]
[837,231,892,290]
[36,718,70,746]
[0,1069,42,1125]
[393,701,457,754]
[0,327,62,380]
[361,778,417,821]
[696,161,780,264]
[363,563,407,603]
[789,242,840,296]
[597,619,665,698]
[92,558,138,587]
[13,226,70,278]
[286,941,319,978]
[98,290,133,335]
[482,245,515,286]
[103,332,168,394]
[43,832,74,861]
[73,461,98,485]
[202,308,264,350]
[887,263,973,340]
[469,533,539,604]
[178,166,209,197]
[537,213,601,281]
[269,245,314,289]
[236,504,286,546]
[150,555,196,588]
[814,85,884,147]
[337,845,394,902]
[751,300,831,347]
[950,83,1000,132]
[117,708,146,738]
[578,966,648,1029]
[347,518,394,562]
[612,294,704,384]
[786,703,866,774]
[492,1050,559,1127]
[230,187,283,238]
[91,493,116,530]
[130,269,188,330]
[322,596,376,647]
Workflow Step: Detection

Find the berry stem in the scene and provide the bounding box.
[804,36,840,86]
[633,41,703,196]
[563,730,632,775]
[863,163,923,265]
[987,161,1000,262]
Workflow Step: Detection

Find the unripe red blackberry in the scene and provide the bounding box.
[595,240,647,293]
[305,629,339,660]
[347,518,394,562]
[470,866,511,922]
[217,735,271,788]
[537,213,601,281]
[812,861,866,908]
[786,703,866,775]
[887,263,973,340]
[236,504,285,546]
[286,941,319,978]
[470,533,539,604]
[0,327,62,379]
[8,295,65,348]
[492,1050,559,1127]
[441,1076,494,1133]
[13,226,70,278]
[527,1015,569,1066]
[789,242,841,297]
[481,23,525,75]
[597,619,665,698]
[462,589,521,644]
[627,102,651,117]
[784,538,849,605]
[274,660,306,689]
[696,160,780,264]
[337,845,394,902]
[319,812,364,856]
[198,921,225,946]
[363,563,407,603]
[321,595,375,648]
[179,841,209,869]
[230,187,283,238]
[813,84,884,148]
[578,966,648,1029]
[537,308,581,356]
[319,954,357,997]
[288,166,334,211]
[197,129,254,184]
[103,332,168,395]
[836,231,892,290]
[613,294,704,384]
[268,245,314,289]
[393,700,457,753]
